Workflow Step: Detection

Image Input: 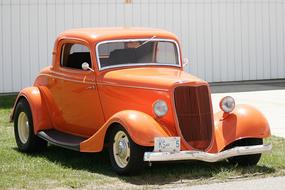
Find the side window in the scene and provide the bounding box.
[60,43,91,70]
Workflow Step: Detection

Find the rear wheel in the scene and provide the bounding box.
[227,138,263,166]
[14,98,47,152]
[108,126,146,175]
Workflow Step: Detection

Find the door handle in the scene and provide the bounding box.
[86,85,96,90]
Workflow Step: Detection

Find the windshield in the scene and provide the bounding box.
[97,39,180,70]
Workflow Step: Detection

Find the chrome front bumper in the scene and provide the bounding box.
[144,144,272,162]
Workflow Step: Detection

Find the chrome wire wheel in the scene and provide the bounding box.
[17,112,30,144]
[113,131,131,168]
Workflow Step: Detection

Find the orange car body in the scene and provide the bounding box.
[11,28,271,154]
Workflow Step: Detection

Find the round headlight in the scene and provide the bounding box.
[219,96,235,113]
[153,100,168,117]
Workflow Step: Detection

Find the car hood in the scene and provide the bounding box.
[98,67,207,90]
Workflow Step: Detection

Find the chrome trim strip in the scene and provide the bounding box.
[144,144,272,162]
[39,73,95,85]
[99,63,181,71]
[39,73,169,91]
[95,38,182,71]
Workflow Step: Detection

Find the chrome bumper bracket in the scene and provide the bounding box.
[144,144,272,162]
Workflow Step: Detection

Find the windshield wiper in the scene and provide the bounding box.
[135,35,156,48]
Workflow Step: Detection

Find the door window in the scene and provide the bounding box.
[61,43,91,70]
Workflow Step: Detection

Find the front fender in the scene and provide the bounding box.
[10,87,52,133]
[80,110,169,152]
[209,104,271,153]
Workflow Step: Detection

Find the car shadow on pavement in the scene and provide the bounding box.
[21,145,276,186]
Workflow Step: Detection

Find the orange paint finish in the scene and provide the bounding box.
[209,104,271,153]
[80,110,170,152]
[10,27,271,154]
[96,67,205,135]
[96,67,204,90]
[11,87,53,133]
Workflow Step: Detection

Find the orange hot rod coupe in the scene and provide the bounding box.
[11,28,272,175]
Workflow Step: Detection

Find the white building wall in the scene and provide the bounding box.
[0,0,285,93]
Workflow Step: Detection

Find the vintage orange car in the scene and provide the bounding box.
[11,27,272,175]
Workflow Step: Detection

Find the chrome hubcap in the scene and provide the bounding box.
[113,131,130,168]
[18,112,29,144]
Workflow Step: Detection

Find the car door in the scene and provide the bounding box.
[49,40,105,137]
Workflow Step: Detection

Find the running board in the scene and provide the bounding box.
[37,130,87,151]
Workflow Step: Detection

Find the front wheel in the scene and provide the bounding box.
[227,138,263,166]
[109,126,146,175]
[14,98,47,152]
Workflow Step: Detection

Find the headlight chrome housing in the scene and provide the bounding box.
[219,96,235,113]
[153,100,168,117]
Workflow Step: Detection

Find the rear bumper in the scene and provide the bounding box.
[144,144,272,162]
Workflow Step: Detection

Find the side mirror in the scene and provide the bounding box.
[82,62,94,72]
[182,58,189,68]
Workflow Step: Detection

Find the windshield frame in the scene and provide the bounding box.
[95,38,181,71]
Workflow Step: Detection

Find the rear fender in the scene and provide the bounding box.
[80,110,169,152]
[10,87,52,133]
[209,104,271,153]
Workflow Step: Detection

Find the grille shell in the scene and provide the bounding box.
[174,85,213,150]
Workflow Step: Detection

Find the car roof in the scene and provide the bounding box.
[57,27,179,43]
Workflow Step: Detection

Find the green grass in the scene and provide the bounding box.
[0,95,285,189]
